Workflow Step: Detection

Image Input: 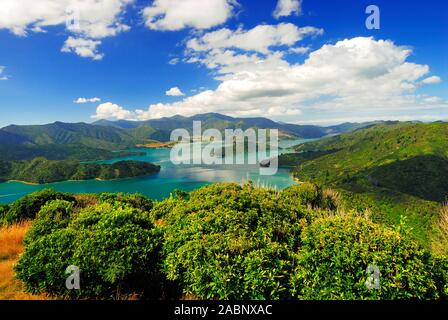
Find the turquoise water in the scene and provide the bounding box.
[0,139,312,204]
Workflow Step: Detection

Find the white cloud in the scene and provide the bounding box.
[421,76,441,84]
[187,23,323,54]
[61,37,104,60]
[74,97,101,104]
[274,0,302,19]
[166,87,185,97]
[0,66,9,80]
[0,0,133,38]
[93,102,134,120]
[143,0,238,31]
[168,58,180,65]
[93,37,445,122]
[0,0,133,59]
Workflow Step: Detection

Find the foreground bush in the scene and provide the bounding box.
[24,200,75,245]
[158,183,336,299]
[15,202,168,299]
[2,189,75,225]
[291,215,447,299]
[14,183,448,300]
[98,192,153,212]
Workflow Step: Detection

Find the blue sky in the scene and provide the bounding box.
[0,0,446,127]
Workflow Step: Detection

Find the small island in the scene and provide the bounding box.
[0,158,161,184]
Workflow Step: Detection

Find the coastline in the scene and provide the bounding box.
[3,171,161,186]
[6,180,40,186]
[136,141,178,149]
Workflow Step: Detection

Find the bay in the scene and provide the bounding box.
[0,139,312,203]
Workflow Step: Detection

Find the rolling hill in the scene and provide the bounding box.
[279,121,448,244]
[93,112,372,141]
[0,113,375,161]
[283,121,448,202]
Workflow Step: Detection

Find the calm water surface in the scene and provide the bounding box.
[0,139,314,203]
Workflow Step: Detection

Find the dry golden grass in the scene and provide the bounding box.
[74,194,98,208]
[0,221,47,300]
[0,221,32,260]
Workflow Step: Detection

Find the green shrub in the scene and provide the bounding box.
[16,202,168,299]
[279,182,338,222]
[0,204,9,224]
[13,183,448,300]
[281,182,330,210]
[15,229,77,297]
[3,189,75,224]
[160,183,304,299]
[290,215,446,300]
[98,192,153,212]
[24,200,75,245]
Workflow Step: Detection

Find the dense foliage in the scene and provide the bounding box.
[291,215,446,299]
[15,201,167,299]
[1,189,76,225]
[0,158,160,184]
[13,184,448,300]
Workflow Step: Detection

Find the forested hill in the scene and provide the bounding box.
[280,121,448,202]
[0,113,376,162]
[93,112,376,141]
[0,158,160,184]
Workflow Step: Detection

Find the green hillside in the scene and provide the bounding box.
[1,122,139,149]
[281,122,447,198]
[279,122,448,244]
[0,158,160,184]
[0,113,374,162]
[94,113,371,141]
[0,143,142,161]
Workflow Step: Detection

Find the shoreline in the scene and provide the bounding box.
[3,171,161,186]
[6,180,40,186]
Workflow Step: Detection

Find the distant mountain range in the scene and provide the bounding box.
[0,112,424,161]
[92,112,381,140]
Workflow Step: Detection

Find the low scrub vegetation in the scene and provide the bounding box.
[8,184,448,300]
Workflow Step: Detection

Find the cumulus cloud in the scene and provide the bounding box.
[421,76,441,84]
[186,23,323,54]
[93,37,445,122]
[0,0,133,59]
[62,37,104,60]
[143,0,238,31]
[166,87,185,97]
[74,97,101,104]
[93,102,134,120]
[274,0,302,19]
